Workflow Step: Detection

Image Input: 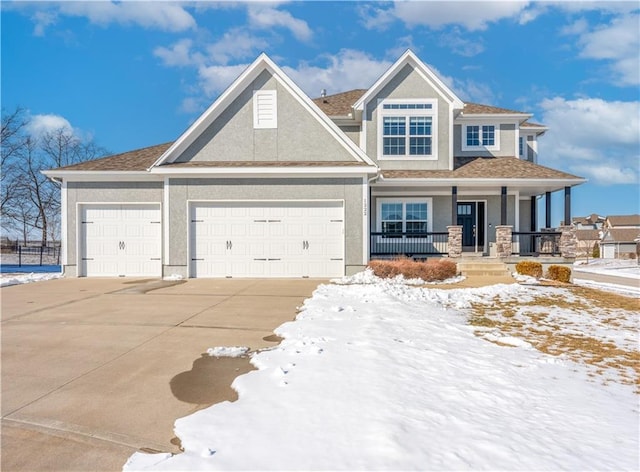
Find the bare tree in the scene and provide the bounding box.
[1,107,109,245]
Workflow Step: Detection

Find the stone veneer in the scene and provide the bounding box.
[559,225,578,259]
[447,226,462,258]
[495,226,513,258]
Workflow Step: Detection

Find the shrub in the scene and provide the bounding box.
[547,265,571,283]
[515,260,543,278]
[592,244,600,259]
[368,257,457,282]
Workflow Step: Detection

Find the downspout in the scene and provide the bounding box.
[367,172,380,262]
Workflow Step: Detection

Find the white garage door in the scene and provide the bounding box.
[80,204,161,277]
[190,201,344,278]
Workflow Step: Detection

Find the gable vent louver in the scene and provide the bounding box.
[253,90,278,129]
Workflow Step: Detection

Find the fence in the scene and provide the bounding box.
[1,245,61,266]
[370,232,449,258]
[511,231,561,256]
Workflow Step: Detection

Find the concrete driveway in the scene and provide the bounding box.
[1,277,323,472]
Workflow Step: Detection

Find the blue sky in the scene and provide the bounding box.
[2,1,639,223]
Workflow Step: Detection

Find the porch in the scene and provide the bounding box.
[369,182,577,260]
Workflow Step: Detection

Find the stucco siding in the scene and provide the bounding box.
[339,125,361,145]
[364,64,451,170]
[519,199,531,231]
[176,70,356,163]
[167,177,365,275]
[454,124,517,157]
[65,181,163,268]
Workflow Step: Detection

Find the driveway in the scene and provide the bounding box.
[1,277,323,472]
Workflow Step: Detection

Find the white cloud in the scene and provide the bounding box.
[247,5,312,41]
[361,1,532,31]
[197,63,250,97]
[438,28,485,57]
[539,97,640,185]
[574,14,640,86]
[283,50,392,97]
[207,29,269,65]
[27,1,196,35]
[26,114,74,138]
[154,39,197,67]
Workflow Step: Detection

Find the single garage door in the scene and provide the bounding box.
[190,201,344,278]
[80,204,161,277]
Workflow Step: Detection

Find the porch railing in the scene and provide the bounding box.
[370,232,449,257]
[512,231,561,256]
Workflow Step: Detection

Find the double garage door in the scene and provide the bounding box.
[190,201,344,278]
[80,204,162,277]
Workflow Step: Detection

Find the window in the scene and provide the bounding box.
[462,124,499,150]
[379,199,431,238]
[253,90,277,129]
[378,99,437,159]
[519,136,524,157]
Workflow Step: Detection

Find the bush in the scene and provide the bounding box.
[515,260,543,278]
[547,265,571,283]
[368,258,457,282]
[592,244,600,259]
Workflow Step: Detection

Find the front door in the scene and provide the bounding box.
[457,202,485,252]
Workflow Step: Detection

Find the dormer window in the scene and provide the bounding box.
[462,124,499,151]
[378,99,437,160]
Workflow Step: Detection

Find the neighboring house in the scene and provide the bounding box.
[604,214,640,229]
[600,228,640,259]
[43,51,585,278]
[572,214,605,230]
[575,229,602,258]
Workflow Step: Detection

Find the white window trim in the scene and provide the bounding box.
[462,124,500,151]
[376,197,433,233]
[377,99,438,161]
[253,90,277,129]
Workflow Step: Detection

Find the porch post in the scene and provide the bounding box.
[501,186,507,225]
[564,186,571,226]
[447,226,462,258]
[451,186,458,225]
[545,191,552,228]
[530,196,537,231]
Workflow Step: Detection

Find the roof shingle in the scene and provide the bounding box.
[311,89,366,116]
[381,157,582,180]
[55,142,172,171]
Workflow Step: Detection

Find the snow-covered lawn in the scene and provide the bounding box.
[0,271,61,287]
[574,259,640,279]
[125,272,639,472]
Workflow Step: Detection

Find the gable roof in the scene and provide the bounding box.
[353,50,464,111]
[380,156,584,180]
[601,228,640,243]
[151,53,376,169]
[606,214,640,227]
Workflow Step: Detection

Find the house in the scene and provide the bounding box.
[604,214,640,229]
[43,51,585,278]
[572,214,605,229]
[600,228,640,259]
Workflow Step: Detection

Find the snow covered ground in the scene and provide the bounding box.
[125,272,639,472]
[0,271,61,287]
[574,259,640,279]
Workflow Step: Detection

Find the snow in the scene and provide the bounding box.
[0,271,61,287]
[331,267,465,285]
[206,347,250,358]
[124,275,639,472]
[163,274,184,281]
[574,259,640,280]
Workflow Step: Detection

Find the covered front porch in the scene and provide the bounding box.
[368,176,582,260]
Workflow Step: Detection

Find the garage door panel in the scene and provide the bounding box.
[80,204,161,277]
[190,201,344,278]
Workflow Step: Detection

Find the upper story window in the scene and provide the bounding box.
[462,124,499,151]
[378,99,437,160]
[519,136,524,157]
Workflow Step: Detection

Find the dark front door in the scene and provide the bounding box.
[457,202,485,251]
